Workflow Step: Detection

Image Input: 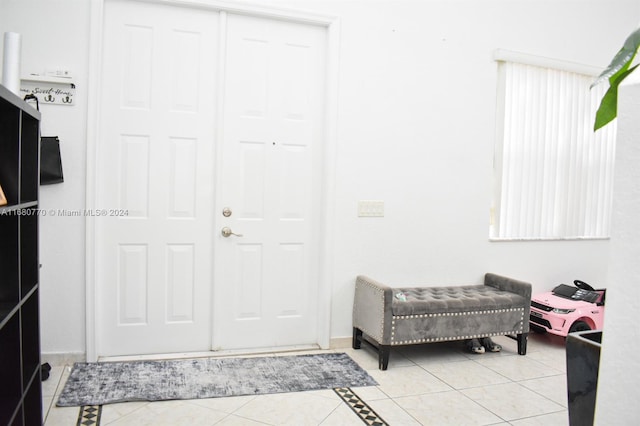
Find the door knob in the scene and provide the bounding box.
[221,227,243,238]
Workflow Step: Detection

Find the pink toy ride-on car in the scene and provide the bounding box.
[530,280,605,337]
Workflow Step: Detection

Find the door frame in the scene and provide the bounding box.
[85,0,340,362]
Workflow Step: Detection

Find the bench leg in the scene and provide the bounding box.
[352,327,363,349]
[517,333,528,355]
[379,345,390,370]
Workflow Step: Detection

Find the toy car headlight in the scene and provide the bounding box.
[552,308,576,314]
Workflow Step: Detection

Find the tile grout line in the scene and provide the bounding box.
[333,387,388,426]
[44,365,71,424]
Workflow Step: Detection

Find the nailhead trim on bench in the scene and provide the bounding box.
[390,307,525,345]
[393,307,524,320]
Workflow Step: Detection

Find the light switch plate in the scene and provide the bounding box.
[358,200,384,217]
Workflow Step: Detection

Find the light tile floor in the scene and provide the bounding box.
[42,333,569,425]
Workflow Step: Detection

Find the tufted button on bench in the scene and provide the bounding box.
[352,273,532,370]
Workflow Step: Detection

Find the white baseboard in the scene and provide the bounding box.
[41,352,85,367]
[330,336,351,349]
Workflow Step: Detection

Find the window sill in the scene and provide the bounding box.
[489,236,610,242]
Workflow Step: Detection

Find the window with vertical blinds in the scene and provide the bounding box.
[492,57,617,240]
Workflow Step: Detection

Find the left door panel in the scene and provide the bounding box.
[96,0,218,356]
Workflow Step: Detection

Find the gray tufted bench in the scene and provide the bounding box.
[353,273,532,370]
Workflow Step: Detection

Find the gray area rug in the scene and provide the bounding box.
[57,352,377,407]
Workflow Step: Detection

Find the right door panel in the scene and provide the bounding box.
[213,13,326,351]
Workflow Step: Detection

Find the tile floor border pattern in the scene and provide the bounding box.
[71,388,385,426]
[76,406,102,426]
[333,387,388,426]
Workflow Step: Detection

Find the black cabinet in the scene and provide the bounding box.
[0,85,42,426]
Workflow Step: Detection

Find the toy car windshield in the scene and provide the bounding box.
[552,284,600,303]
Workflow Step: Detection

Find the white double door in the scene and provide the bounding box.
[95,0,326,357]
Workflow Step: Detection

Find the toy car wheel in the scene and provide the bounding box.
[569,320,591,333]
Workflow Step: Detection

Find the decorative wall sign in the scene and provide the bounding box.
[20,75,75,105]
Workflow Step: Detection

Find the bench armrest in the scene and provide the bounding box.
[484,273,532,299]
[353,275,394,344]
[485,273,532,333]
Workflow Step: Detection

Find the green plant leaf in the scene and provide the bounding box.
[591,27,640,88]
[594,64,639,131]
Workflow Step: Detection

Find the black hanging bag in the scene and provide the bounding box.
[40,136,64,185]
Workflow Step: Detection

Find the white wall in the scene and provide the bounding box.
[1,0,638,356]
[595,66,640,423]
[0,0,91,358]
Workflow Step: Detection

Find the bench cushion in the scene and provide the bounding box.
[392,285,526,316]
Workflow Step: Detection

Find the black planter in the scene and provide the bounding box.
[566,330,602,426]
